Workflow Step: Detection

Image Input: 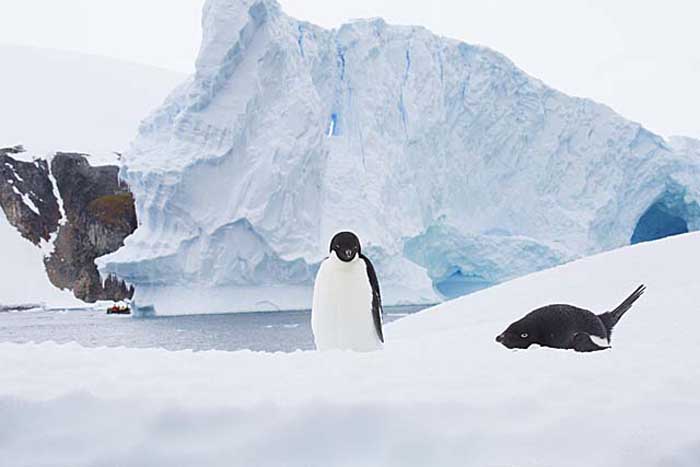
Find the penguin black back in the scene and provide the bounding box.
[496,285,646,352]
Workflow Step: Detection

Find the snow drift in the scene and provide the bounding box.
[3,232,700,466]
[99,0,700,313]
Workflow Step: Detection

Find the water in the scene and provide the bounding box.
[0,305,429,352]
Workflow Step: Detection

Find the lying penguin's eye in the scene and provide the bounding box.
[520,333,529,339]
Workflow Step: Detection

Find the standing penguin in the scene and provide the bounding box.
[311,231,384,351]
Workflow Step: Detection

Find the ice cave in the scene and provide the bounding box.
[631,194,690,245]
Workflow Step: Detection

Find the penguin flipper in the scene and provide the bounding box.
[360,253,384,343]
[572,333,609,353]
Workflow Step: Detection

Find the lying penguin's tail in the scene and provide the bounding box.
[599,284,646,335]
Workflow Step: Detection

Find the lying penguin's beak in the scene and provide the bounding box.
[496,334,504,343]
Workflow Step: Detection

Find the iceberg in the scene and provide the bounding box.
[99,0,700,313]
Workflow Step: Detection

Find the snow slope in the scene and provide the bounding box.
[0,45,184,159]
[3,233,699,466]
[0,208,84,308]
[100,0,700,314]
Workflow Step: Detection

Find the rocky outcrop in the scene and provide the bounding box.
[0,147,137,303]
[46,153,137,302]
[0,146,60,244]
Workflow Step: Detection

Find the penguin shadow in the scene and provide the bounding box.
[494,284,646,353]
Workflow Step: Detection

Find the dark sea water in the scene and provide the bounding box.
[0,305,428,352]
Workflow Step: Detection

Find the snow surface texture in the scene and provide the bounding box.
[99,0,700,314]
[3,233,700,466]
[0,45,184,160]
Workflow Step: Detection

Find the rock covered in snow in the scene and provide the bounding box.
[100,0,700,312]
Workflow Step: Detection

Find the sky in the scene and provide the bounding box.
[0,0,698,139]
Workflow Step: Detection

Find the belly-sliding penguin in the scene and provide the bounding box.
[496,284,646,352]
[311,231,384,352]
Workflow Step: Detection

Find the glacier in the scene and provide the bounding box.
[99,0,700,313]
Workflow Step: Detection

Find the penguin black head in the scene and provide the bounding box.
[329,231,361,262]
[495,319,538,349]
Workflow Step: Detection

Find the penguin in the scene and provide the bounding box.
[495,284,646,352]
[311,231,384,351]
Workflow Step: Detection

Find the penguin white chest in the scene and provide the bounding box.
[311,253,382,351]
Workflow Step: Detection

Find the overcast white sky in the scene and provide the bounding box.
[0,0,698,138]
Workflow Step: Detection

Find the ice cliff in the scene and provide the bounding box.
[99,0,700,313]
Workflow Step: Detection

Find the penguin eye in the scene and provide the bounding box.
[520,333,529,339]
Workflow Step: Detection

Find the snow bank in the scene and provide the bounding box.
[2,233,699,466]
[99,0,700,313]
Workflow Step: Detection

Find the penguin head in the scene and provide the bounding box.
[496,320,536,349]
[329,231,361,262]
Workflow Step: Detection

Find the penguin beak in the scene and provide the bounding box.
[496,333,504,343]
[345,249,353,259]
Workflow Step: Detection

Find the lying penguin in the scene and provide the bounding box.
[496,284,646,352]
[311,231,384,352]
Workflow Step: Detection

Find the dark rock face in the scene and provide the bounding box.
[0,148,137,303]
[46,153,137,302]
[0,146,61,244]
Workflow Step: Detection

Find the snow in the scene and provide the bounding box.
[46,154,67,227]
[5,162,24,181]
[98,0,700,314]
[2,233,700,466]
[0,209,85,308]
[0,45,184,160]
[10,185,40,215]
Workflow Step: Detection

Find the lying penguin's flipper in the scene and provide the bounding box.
[572,333,610,353]
[598,284,646,335]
